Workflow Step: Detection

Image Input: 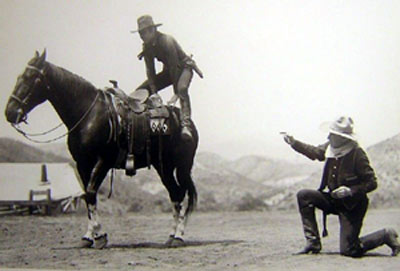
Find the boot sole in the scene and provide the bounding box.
[294,249,321,255]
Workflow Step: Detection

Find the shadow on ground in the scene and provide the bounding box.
[318,251,390,257]
[52,239,244,250]
[108,239,244,249]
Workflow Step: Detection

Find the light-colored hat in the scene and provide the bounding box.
[328,116,357,141]
[130,15,162,33]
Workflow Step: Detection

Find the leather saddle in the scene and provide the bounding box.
[104,82,173,176]
[106,81,147,114]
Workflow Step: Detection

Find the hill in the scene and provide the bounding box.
[41,142,73,160]
[225,154,318,186]
[0,137,70,163]
[365,134,400,208]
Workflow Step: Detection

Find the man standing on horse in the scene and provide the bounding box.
[131,15,203,140]
[282,116,400,257]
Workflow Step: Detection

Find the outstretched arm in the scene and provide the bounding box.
[282,134,327,161]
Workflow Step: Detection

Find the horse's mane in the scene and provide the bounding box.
[46,62,99,94]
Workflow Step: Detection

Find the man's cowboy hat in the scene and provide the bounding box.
[130,15,162,33]
[320,116,357,141]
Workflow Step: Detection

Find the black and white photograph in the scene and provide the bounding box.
[1,0,400,270]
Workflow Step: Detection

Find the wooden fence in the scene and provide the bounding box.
[0,189,54,216]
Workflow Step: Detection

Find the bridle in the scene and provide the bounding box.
[9,65,49,123]
[10,64,100,143]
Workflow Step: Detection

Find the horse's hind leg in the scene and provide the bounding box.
[153,164,186,246]
[78,158,110,249]
[169,194,187,247]
[172,167,197,244]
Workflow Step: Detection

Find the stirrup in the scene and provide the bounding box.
[125,154,136,176]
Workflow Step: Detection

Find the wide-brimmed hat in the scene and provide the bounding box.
[321,116,357,141]
[130,15,162,33]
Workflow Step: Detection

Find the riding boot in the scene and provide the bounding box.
[360,228,400,256]
[297,206,321,254]
[386,228,400,256]
[180,97,192,140]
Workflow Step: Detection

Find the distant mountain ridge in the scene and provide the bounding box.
[41,142,73,160]
[365,134,400,208]
[225,154,318,186]
[0,137,70,163]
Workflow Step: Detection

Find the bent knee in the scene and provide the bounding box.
[296,189,317,208]
[341,244,364,258]
[297,189,314,201]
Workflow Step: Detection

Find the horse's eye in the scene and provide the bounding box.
[27,70,35,78]
[21,72,30,80]
[23,72,36,82]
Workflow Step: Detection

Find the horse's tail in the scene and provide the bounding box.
[185,174,197,217]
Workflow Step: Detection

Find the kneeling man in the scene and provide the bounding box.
[283,116,400,257]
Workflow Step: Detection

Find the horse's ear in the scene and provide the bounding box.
[41,48,47,58]
[38,49,47,65]
[35,50,40,57]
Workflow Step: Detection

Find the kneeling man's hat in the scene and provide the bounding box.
[324,116,357,141]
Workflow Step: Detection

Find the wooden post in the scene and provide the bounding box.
[46,189,51,215]
[29,190,34,214]
[41,164,49,184]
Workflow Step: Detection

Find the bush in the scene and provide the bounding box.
[198,191,220,212]
[236,193,269,211]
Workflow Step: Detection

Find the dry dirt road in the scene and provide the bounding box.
[1,209,400,271]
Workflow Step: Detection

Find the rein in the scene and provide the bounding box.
[11,65,101,143]
[12,91,100,143]
[13,122,64,137]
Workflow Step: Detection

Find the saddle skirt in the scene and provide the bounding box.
[103,87,177,169]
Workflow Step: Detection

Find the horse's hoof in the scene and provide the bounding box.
[165,235,175,246]
[94,233,108,249]
[169,237,185,248]
[80,237,94,248]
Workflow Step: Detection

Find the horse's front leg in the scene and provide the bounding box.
[80,158,110,249]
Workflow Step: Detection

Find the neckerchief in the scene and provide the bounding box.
[326,140,357,158]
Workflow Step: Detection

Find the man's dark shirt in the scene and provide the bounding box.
[142,31,188,92]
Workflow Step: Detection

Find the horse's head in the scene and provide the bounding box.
[5,50,50,124]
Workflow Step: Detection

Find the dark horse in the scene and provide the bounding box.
[5,50,198,248]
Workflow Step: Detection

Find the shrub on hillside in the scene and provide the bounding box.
[235,193,269,211]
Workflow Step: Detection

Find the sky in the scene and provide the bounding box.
[1,0,400,161]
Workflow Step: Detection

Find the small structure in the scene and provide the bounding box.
[0,163,84,215]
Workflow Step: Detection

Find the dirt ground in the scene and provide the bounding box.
[1,208,400,271]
